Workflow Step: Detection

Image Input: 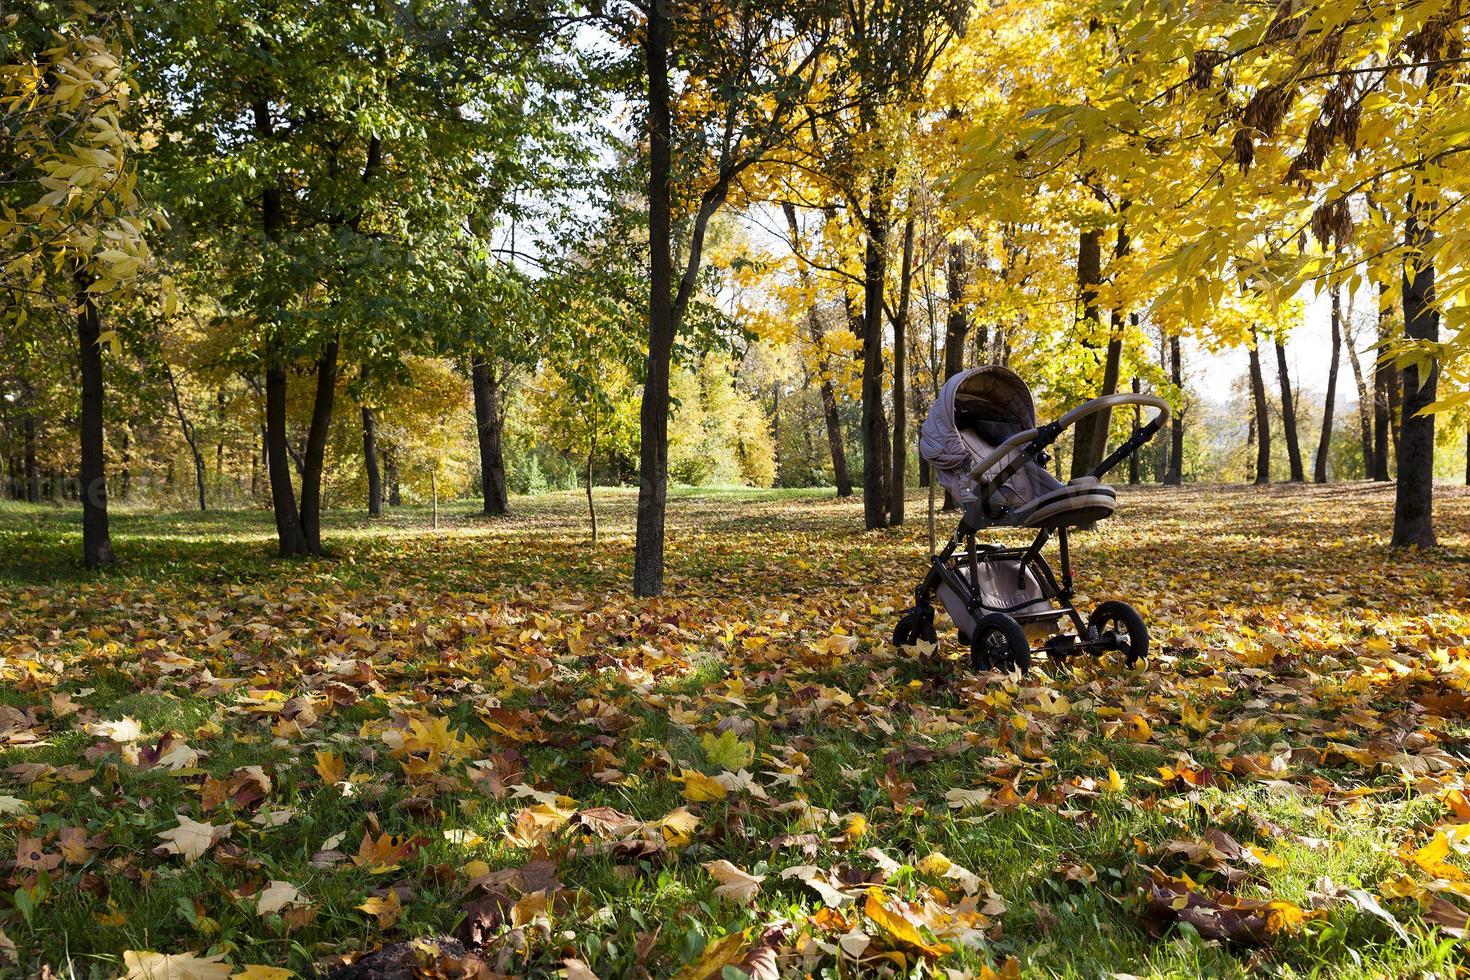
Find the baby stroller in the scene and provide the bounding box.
[893,366,1169,674]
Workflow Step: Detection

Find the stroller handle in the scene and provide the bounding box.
[969,393,1171,485]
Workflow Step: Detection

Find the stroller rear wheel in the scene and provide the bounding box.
[970,613,1031,674]
[1088,600,1149,667]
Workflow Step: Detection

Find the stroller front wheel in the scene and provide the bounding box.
[1089,600,1149,667]
[892,605,937,649]
[971,613,1031,675]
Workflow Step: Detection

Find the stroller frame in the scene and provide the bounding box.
[899,389,1170,672]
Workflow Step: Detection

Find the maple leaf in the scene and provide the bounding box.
[314,751,346,784]
[121,950,232,980]
[357,889,403,928]
[676,768,728,802]
[351,831,418,873]
[86,717,142,743]
[863,888,952,958]
[155,815,229,864]
[255,881,305,916]
[702,729,755,770]
[702,859,764,904]
[14,835,61,872]
[673,931,747,980]
[230,968,295,980]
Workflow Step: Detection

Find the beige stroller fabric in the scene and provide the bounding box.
[921,366,1060,508]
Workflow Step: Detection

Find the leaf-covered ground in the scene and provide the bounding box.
[1,484,1469,978]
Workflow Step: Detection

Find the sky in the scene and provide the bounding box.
[1188,284,1373,408]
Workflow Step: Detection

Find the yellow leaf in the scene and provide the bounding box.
[314,751,345,784]
[677,769,729,803]
[357,890,402,928]
[232,968,294,980]
[863,888,952,959]
[122,950,232,980]
[673,931,746,980]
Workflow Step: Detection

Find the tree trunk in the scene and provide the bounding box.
[781,203,851,498]
[860,171,892,531]
[1248,333,1271,484]
[634,1,676,596]
[1313,287,1343,483]
[386,452,401,506]
[75,279,115,568]
[1372,283,1393,481]
[471,356,509,516]
[265,362,309,556]
[942,238,968,510]
[1342,295,1373,476]
[1275,340,1305,481]
[1128,377,1141,485]
[1068,226,1105,479]
[23,413,40,504]
[889,209,915,526]
[1392,205,1438,548]
[1166,335,1184,485]
[164,361,207,511]
[296,339,338,555]
[431,469,439,530]
[586,447,598,544]
[362,405,382,516]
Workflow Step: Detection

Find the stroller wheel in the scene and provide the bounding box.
[970,613,1031,675]
[1088,600,1149,667]
[892,606,937,649]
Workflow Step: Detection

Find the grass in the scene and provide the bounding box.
[0,482,1468,977]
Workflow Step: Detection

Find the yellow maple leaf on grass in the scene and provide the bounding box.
[863,888,952,959]
[314,751,345,784]
[122,950,232,980]
[357,890,403,928]
[676,769,728,802]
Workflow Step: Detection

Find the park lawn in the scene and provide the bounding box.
[0,483,1469,978]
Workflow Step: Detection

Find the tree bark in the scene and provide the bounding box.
[889,209,915,526]
[1068,226,1105,479]
[586,445,598,544]
[1313,287,1343,483]
[164,361,207,511]
[471,356,508,515]
[781,203,850,497]
[1128,377,1141,484]
[299,338,339,554]
[1372,283,1393,481]
[941,238,968,510]
[386,452,401,506]
[265,362,309,556]
[23,413,40,504]
[1392,205,1438,548]
[634,1,676,596]
[860,170,892,531]
[1342,295,1373,475]
[1248,332,1271,484]
[362,405,382,516]
[1166,334,1184,485]
[1275,340,1305,481]
[75,278,115,568]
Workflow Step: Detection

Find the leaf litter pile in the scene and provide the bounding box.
[1,484,1469,977]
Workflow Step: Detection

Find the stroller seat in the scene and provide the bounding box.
[960,429,1117,529]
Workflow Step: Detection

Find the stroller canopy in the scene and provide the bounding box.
[922,365,1034,476]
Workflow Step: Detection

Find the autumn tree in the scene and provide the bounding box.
[2,12,158,567]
